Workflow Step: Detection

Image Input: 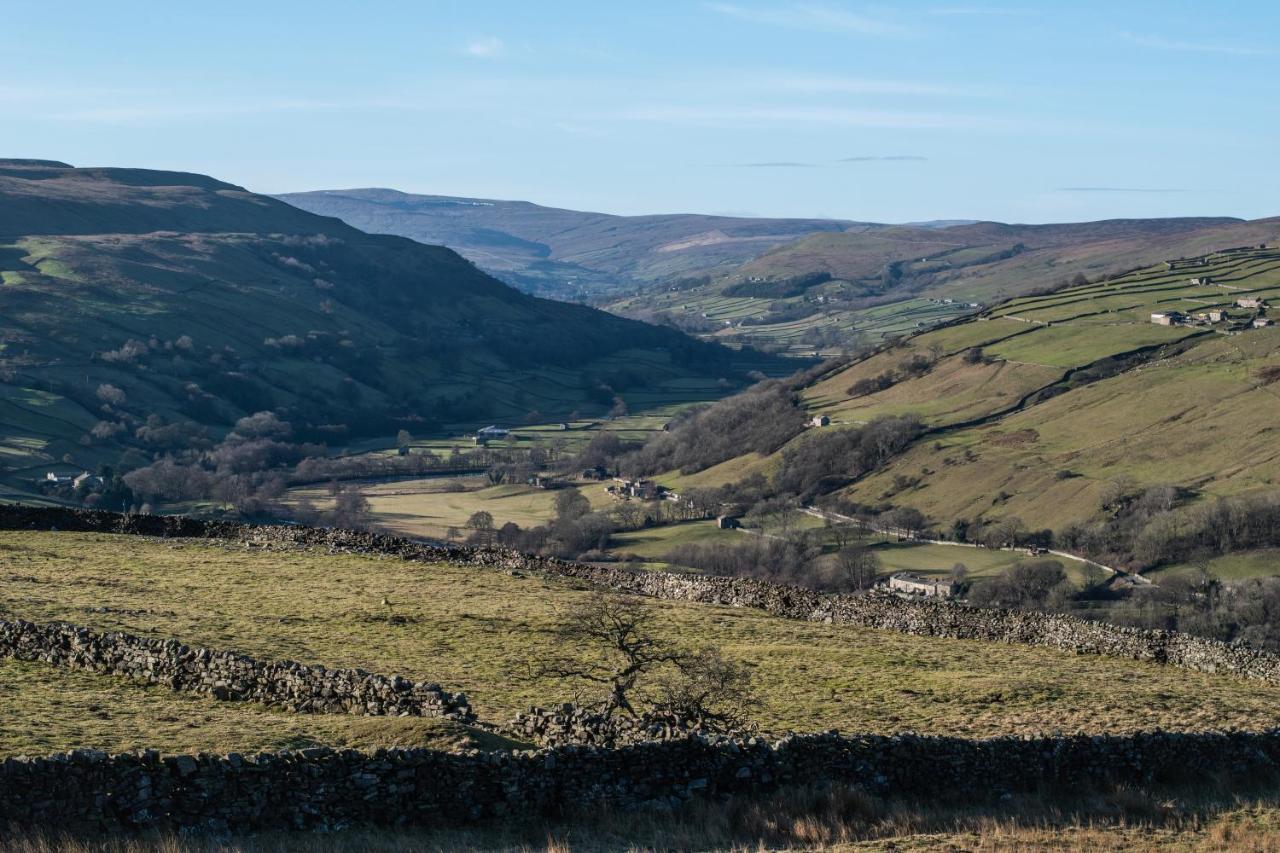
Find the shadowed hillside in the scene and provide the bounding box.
[0,160,767,482]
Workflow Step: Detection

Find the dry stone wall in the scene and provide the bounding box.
[0,619,472,720]
[4,505,1280,684]
[3,729,1279,833]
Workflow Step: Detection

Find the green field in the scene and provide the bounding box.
[2,531,1278,749]
[1147,549,1280,582]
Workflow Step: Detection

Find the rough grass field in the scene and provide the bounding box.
[288,477,616,540]
[3,531,1280,749]
[0,659,496,757]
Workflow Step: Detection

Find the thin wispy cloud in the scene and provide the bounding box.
[1122,32,1268,56]
[706,3,909,37]
[842,155,928,162]
[1056,187,1189,194]
[929,6,1034,15]
[758,73,986,97]
[730,156,928,168]
[732,161,819,167]
[618,105,995,130]
[464,36,506,59]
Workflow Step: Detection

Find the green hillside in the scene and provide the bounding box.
[0,160,766,486]
[644,245,1280,535]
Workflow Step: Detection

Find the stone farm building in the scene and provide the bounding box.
[1196,308,1229,323]
[888,572,958,599]
[1237,297,1267,310]
[810,414,831,427]
[608,478,670,501]
[473,425,510,445]
[1150,311,1185,326]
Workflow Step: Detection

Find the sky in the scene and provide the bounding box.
[4,1,1278,223]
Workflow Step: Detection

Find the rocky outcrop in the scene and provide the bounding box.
[3,729,1279,833]
[5,505,1280,685]
[0,619,472,720]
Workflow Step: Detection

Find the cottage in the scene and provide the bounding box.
[809,414,831,427]
[1198,308,1229,323]
[717,515,741,530]
[580,465,609,481]
[888,572,958,598]
[1254,317,1275,328]
[527,474,554,489]
[1237,297,1266,309]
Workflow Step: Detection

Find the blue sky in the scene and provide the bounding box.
[5,1,1277,223]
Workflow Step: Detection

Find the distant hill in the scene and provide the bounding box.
[608,215,1280,355]
[0,160,767,478]
[276,188,862,299]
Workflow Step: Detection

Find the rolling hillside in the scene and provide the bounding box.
[277,188,860,299]
[647,243,1280,536]
[0,160,764,481]
[609,216,1280,356]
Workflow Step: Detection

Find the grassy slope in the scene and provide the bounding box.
[608,217,1280,356]
[3,532,1280,748]
[636,250,1280,538]
[0,161,762,478]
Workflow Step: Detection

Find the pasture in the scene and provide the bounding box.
[1,531,1278,751]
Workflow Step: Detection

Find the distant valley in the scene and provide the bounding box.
[276,188,860,301]
[280,187,1280,357]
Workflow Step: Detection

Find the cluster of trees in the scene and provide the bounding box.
[774,415,924,500]
[622,382,807,476]
[1054,484,1280,571]
[664,535,879,593]
[966,560,1074,611]
[722,271,832,299]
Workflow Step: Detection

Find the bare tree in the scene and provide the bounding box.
[835,544,880,590]
[531,595,684,718]
[466,510,495,545]
[651,646,759,732]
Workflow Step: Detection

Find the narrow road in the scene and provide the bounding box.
[799,506,1147,584]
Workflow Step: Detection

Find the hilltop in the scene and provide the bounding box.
[0,160,764,482]
[276,188,861,299]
